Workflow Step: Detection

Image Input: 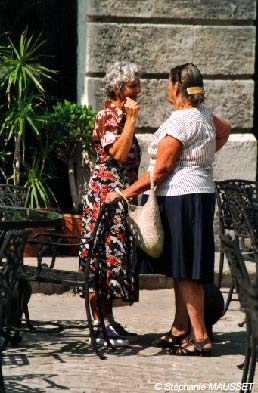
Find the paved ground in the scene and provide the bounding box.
[2,286,257,393]
[22,252,257,294]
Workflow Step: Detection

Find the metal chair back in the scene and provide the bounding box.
[0,184,31,208]
[215,180,258,235]
[215,180,258,288]
[221,234,257,390]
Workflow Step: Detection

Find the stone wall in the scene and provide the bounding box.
[77,0,257,180]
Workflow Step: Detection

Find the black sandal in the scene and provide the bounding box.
[170,337,212,357]
[152,330,189,349]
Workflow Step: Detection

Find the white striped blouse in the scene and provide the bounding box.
[147,104,216,196]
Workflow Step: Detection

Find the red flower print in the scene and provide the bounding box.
[92,207,99,220]
[90,180,101,192]
[106,234,111,246]
[84,207,90,214]
[81,250,89,258]
[118,233,125,240]
[100,154,108,162]
[106,117,118,127]
[89,223,95,231]
[107,255,118,265]
[98,169,115,181]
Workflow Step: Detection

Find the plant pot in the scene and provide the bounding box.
[57,213,82,256]
[23,226,48,257]
[23,208,51,257]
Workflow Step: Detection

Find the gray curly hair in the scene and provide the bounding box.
[104,61,141,99]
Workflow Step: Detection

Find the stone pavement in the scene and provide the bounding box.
[2,286,258,393]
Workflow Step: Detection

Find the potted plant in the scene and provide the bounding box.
[47,99,95,212]
[0,30,96,255]
[46,99,95,253]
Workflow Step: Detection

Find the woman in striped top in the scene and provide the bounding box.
[106,63,231,356]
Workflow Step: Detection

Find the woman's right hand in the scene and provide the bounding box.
[124,97,139,120]
[109,97,139,162]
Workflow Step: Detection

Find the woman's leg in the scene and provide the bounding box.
[171,279,189,336]
[156,281,189,346]
[176,278,212,349]
[89,292,112,321]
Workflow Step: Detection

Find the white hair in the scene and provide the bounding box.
[104,62,141,99]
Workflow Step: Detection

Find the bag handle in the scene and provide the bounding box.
[149,167,154,190]
[115,168,155,202]
[115,187,129,203]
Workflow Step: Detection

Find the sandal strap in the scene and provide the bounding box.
[170,337,212,356]
[188,337,210,351]
[169,331,188,344]
[153,330,189,348]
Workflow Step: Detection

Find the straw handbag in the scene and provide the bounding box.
[115,169,164,258]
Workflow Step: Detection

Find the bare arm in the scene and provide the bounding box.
[213,115,231,152]
[107,136,182,201]
[108,98,139,162]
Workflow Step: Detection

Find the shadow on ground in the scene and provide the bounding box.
[3,320,247,360]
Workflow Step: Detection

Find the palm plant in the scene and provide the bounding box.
[23,157,57,208]
[0,29,57,207]
[0,29,56,186]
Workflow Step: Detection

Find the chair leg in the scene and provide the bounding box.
[246,325,257,390]
[241,314,252,389]
[216,250,224,288]
[0,306,6,393]
[223,283,235,314]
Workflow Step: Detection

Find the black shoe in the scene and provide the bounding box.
[93,326,130,347]
[110,321,138,337]
[170,337,212,357]
[152,331,189,348]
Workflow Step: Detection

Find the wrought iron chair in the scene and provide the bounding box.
[215,180,257,288]
[0,186,117,359]
[0,227,102,361]
[0,184,79,273]
[215,180,257,312]
[221,233,258,392]
[0,184,80,272]
[24,203,119,359]
[0,230,32,346]
[0,184,31,208]
[0,258,8,393]
[223,182,258,271]
[24,203,118,359]
[0,230,32,392]
[0,184,32,249]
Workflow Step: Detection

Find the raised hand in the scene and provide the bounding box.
[124,97,140,119]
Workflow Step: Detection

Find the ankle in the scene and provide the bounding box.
[107,314,115,324]
[93,319,110,328]
[192,335,211,345]
[171,326,188,337]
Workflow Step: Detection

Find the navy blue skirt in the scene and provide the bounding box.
[139,193,215,283]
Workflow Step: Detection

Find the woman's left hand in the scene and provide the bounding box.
[105,191,121,204]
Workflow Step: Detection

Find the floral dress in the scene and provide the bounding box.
[79,101,141,302]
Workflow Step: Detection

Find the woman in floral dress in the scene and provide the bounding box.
[79,62,141,346]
